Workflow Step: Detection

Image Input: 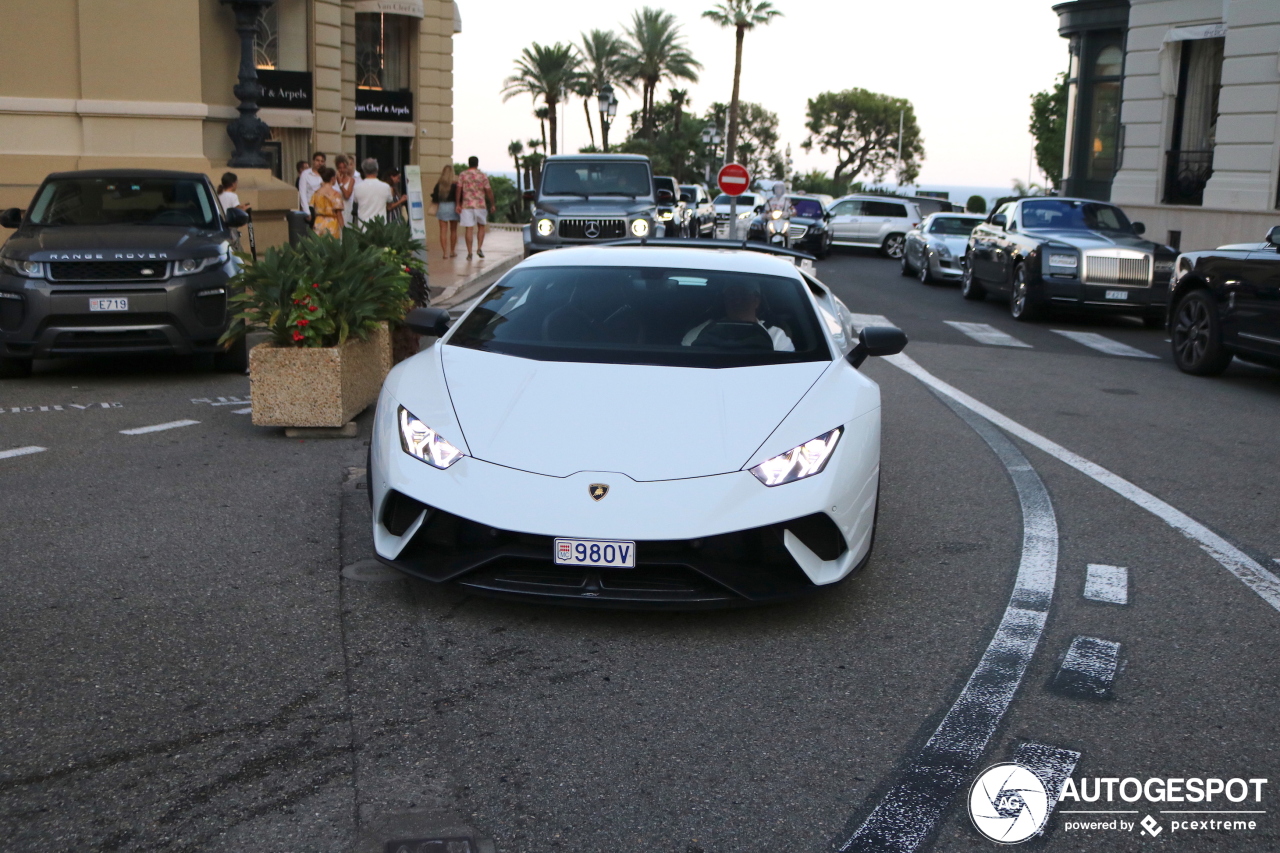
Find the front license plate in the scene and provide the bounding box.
[1105,290,1128,300]
[89,297,128,311]
[553,538,636,568]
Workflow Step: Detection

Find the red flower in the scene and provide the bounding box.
[312,283,320,288]
[297,319,309,326]
[308,305,317,311]
[292,331,305,341]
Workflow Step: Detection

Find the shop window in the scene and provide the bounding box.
[1086,44,1123,181]
[254,0,308,72]
[357,13,413,91]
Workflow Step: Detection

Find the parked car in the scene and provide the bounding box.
[654,175,690,238]
[901,213,986,283]
[0,169,249,378]
[746,194,833,258]
[826,195,923,258]
[1167,226,1280,375]
[714,192,763,238]
[963,197,1177,324]
[680,183,716,239]
[522,154,659,256]
[372,243,908,607]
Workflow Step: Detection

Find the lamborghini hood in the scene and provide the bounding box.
[439,346,828,481]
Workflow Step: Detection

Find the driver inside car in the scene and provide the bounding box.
[682,280,795,352]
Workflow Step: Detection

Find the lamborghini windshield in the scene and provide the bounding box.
[448,265,831,368]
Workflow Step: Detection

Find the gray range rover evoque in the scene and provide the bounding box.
[0,169,249,378]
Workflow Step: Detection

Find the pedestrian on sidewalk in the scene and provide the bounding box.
[386,168,409,222]
[310,166,344,238]
[334,154,361,225]
[457,156,494,260]
[431,165,459,258]
[298,151,325,214]
[350,158,394,227]
[217,172,250,213]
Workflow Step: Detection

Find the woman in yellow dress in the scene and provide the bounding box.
[310,166,344,238]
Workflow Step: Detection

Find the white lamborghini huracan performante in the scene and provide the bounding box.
[369,244,906,607]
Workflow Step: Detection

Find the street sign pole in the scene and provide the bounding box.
[717,163,751,241]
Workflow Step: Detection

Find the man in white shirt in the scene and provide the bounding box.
[297,151,326,213]
[349,158,394,227]
[682,280,795,351]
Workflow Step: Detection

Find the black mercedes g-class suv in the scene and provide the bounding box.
[522,154,660,256]
[0,169,249,378]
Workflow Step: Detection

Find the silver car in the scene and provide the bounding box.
[826,195,923,258]
[901,213,985,282]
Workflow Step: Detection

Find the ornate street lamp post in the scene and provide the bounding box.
[596,83,618,153]
[221,0,276,168]
[701,125,722,183]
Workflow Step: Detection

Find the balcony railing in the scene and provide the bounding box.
[1163,149,1214,206]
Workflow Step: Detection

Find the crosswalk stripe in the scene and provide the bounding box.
[119,419,201,435]
[944,321,1032,348]
[1051,329,1158,358]
[0,445,46,461]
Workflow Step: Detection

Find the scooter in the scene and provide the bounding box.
[764,205,791,248]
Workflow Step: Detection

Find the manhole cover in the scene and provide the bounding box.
[342,559,404,583]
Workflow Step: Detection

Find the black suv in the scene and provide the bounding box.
[0,169,249,377]
[522,154,659,256]
[1168,226,1280,375]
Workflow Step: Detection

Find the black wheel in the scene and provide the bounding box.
[1009,264,1044,322]
[816,233,831,260]
[961,262,986,301]
[1170,290,1232,375]
[1142,311,1165,330]
[214,335,249,372]
[917,252,934,284]
[0,356,33,378]
[882,233,906,259]
[900,249,915,277]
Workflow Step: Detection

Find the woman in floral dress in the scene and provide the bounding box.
[310,166,344,238]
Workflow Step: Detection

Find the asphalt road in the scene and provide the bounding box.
[1,249,1278,853]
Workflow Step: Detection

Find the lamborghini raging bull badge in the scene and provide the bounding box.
[589,483,609,501]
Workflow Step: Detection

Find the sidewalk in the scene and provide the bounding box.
[427,224,523,309]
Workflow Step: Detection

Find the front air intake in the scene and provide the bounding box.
[381,490,428,536]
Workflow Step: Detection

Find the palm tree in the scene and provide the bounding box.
[577,29,630,147]
[533,107,550,154]
[622,7,701,137]
[702,0,782,163]
[508,139,524,188]
[502,43,582,155]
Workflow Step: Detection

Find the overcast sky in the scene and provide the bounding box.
[452,0,1068,190]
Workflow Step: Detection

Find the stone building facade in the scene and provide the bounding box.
[1055,0,1280,251]
[0,0,459,247]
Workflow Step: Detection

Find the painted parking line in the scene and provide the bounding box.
[944,321,1033,348]
[119,419,201,436]
[0,445,47,461]
[1051,636,1121,700]
[836,389,1059,853]
[1051,330,1158,358]
[879,349,1280,614]
[232,407,252,415]
[1084,564,1129,604]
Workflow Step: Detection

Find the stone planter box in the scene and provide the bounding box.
[249,323,391,427]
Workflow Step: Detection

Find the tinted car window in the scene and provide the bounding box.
[29,177,219,228]
[928,217,983,235]
[864,201,908,218]
[680,185,701,202]
[542,162,652,197]
[713,193,760,207]
[449,266,831,368]
[789,198,825,218]
[1021,199,1133,232]
[654,177,677,195]
[829,200,862,216]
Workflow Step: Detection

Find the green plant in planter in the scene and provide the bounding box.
[220,234,410,349]
[345,218,428,307]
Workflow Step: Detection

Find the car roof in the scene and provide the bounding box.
[514,245,806,278]
[925,211,983,219]
[544,154,650,163]
[833,194,919,204]
[43,169,213,181]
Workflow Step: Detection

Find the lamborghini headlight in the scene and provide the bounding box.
[398,406,464,469]
[749,427,842,487]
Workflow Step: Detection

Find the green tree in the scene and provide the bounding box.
[502,43,582,155]
[801,89,924,184]
[792,169,849,197]
[577,29,630,148]
[702,0,782,165]
[1030,73,1068,191]
[622,7,701,137]
[620,97,708,182]
[704,101,782,180]
[966,194,987,214]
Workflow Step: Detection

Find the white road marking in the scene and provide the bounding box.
[1051,330,1158,358]
[1084,564,1129,604]
[119,419,200,435]
[1012,742,1080,826]
[0,445,46,460]
[846,313,892,330]
[232,407,252,415]
[882,350,1280,613]
[1052,636,1121,698]
[836,390,1059,852]
[944,321,1032,348]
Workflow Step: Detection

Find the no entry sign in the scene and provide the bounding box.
[717,163,750,197]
